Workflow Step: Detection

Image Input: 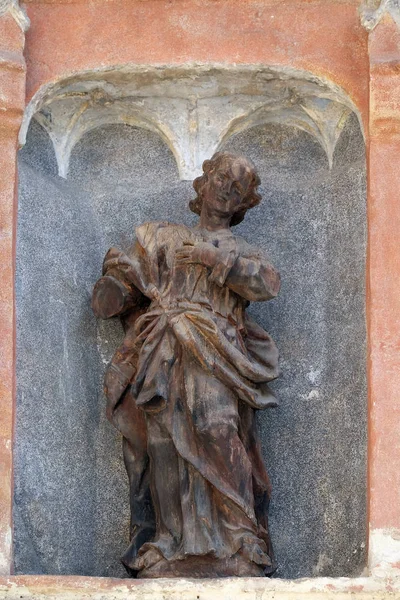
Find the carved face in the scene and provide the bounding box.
[202,157,254,219]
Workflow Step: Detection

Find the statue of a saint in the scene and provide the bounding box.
[92,152,281,578]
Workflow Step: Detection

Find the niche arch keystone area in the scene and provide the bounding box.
[15,64,367,579]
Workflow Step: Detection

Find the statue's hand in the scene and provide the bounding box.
[175,241,221,269]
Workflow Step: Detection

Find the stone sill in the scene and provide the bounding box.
[0,576,400,600]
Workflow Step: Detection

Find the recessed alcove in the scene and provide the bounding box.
[15,66,367,579]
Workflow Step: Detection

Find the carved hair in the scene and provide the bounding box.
[189,152,262,226]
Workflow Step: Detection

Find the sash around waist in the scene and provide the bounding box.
[146,298,244,330]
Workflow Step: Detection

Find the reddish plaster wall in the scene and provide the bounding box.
[23,0,369,126]
[0,13,26,576]
[368,16,400,532]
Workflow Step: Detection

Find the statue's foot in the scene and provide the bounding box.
[121,525,156,575]
[240,541,272,567]
[134,547,164,571]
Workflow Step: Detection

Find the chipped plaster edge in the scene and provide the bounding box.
[369,528,400,579]
[0,528,11,578]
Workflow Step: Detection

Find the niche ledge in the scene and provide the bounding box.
[0,575,399,600]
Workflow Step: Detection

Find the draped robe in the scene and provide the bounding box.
[93,221,280,577]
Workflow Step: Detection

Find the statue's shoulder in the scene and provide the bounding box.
[135,221,191,248]
[234,234,259,256]
[234,234,276,269]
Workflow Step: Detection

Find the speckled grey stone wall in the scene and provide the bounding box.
[14,115,367,578]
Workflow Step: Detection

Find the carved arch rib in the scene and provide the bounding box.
[20,65,363,180]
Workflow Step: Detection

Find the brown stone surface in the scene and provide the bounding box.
[92,153,280,578]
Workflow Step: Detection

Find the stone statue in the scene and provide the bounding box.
[92,152,281,578]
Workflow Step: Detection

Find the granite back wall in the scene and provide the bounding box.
[14,115,367,578]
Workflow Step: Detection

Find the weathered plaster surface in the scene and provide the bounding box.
[367,7,400,538]
[0,0,27,578]
[22,0,369,127]
[0,575,399,600]
[369,529,400,579]
[0,530,11,576]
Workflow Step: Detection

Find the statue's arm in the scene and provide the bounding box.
[175,240,280,302]
[92,245,148,319]
[224,254,280,302]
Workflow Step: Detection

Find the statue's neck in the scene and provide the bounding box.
[199,205,231,232]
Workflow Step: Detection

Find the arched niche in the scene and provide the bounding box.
[19,64,363,180]
[15,65,366,579]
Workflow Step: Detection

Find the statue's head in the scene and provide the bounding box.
[190,152,261,226]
